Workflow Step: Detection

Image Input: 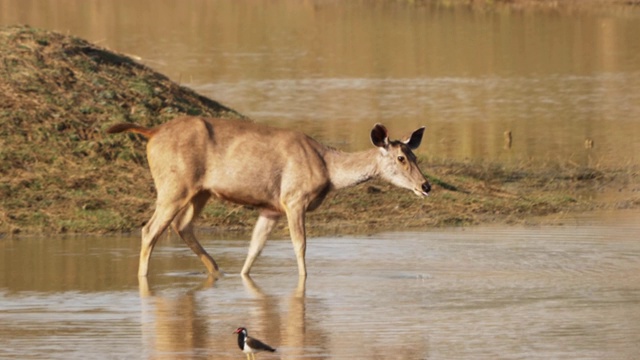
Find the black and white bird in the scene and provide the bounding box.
[233,327,276,360]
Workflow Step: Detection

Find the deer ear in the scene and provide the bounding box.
[370,124,389,148]
[404,127,425,150]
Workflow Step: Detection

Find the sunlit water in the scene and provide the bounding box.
[1,0,639,166]
[1,210,639,359]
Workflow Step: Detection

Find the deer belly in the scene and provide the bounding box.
[210,187,282,213]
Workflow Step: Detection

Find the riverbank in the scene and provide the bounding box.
[466,0,638,7]
[1,25,639,237]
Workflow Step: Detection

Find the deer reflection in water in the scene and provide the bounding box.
[138,276,216,357]
[240,275,315,359]
[138,276,317,359]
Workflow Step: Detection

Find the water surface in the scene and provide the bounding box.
[1,210,639,359]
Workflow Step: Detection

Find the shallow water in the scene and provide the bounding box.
[1,0,640,166]
[1,210,639,359]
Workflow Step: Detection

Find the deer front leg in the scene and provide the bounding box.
[285,206,307,278]
[241,212,280,275]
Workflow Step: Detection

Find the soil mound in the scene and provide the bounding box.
[0,25,243,233]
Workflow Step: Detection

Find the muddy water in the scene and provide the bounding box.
[1,0,640,166]
[1,210,639,359]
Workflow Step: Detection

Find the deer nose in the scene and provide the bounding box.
[421,182,431,194]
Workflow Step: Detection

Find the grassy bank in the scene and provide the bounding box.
[449,0,638,7]
[1,25,638,237]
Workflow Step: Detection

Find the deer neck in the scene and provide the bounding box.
[324,148,380,190]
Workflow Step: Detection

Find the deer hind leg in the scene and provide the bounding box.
[171,191,219,275]
[139,197,184,277]
[241,211,280,275]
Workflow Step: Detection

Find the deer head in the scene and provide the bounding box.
[370,124,431,197]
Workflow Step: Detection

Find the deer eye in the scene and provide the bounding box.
[397,155,406,163]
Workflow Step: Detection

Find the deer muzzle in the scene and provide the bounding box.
[415,181,431,197]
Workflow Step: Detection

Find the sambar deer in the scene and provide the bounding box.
[107,117,430,277]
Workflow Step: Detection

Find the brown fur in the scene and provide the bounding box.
[107,116,430,277]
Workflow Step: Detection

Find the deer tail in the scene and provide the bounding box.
[106,123,157,138]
